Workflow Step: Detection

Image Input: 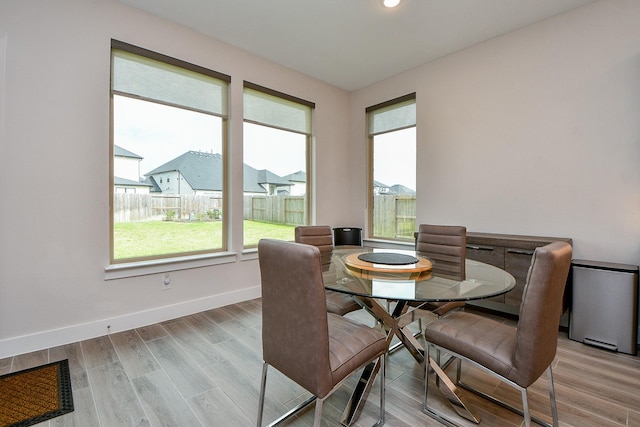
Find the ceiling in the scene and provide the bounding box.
[116,0,596,91]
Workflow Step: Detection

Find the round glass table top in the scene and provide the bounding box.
[323,248,516,302]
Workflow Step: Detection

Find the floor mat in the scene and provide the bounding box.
[0,359,74,427]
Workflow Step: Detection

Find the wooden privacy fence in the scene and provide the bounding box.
[243,195,306,226]
[114,194,413,235]
[113,194,223,223]
[373,195,416,240]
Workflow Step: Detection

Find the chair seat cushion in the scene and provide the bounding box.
[325,290,361,316]
[326,314,387,392]
[424,312,517,379]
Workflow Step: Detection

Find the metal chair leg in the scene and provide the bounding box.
[547,366,559,427]
[257,362,269,427]
[313,398,323,427]
[423,344,430,411]
[258,361,316,427]
[428,342,558,427]
[521,388,531,427]
[374,353,386,427]
[435,347,441,387]
[457,368,557,427]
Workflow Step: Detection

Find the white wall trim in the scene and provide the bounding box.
[104,251,238,280]
[0,286,261,359]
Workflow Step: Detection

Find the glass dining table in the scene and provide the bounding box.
[323,247,516,426]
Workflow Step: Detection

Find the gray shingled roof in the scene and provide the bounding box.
[114,176,153,187]
[282,170,306,183]
[145,151,297,193]
[144,176,161,192]
[255,169,291,186]
[242,164,268,193]
[146,151,223,191]
[114,145,143,159]
[388,184,415,195]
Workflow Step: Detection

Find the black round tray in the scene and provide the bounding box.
[357,252,419,265]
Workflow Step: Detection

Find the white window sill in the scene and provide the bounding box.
[104,251,238,280]
[241,247,258,261]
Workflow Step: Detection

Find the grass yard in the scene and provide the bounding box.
[113,220,295,260]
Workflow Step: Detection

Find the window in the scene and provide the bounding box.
[110,40,230,263]
[242,82,314,248]
[367,93,416,241]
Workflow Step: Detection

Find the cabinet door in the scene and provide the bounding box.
[466,244,504,266]
[466,244,505,302]
[504,247,535,308]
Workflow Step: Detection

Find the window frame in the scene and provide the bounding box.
[366,93,417,242]
[109,40,231,264]
[242,81,314,248]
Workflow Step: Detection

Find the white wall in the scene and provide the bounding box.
[351,0,640,265]
[114,156,140,181]
[3,0,640,358]
[0,0,351,358]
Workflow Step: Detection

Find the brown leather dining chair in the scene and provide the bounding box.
[396,223,468,360]
[295,225,361,316]
[423,241,572,427]
[295,225,334,254]
[391,223,468,353]
[256,239,387,427]
[414,223,467,317]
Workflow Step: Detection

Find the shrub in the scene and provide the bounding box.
[207,209,222,220]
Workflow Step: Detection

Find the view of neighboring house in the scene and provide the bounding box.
[113,146,154,193]
[373,180,390,195]
[117,148,304,196]
[145,151,224,196]
[116,146,408,198]
[250,169,292,196]
[282,171,306,196]
[388,184,415,196]
[373,180,415,196]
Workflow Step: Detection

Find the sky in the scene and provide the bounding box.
[243,122,306,176]
[114,94,415,189]
[373,127,416,190]
[114,95,306,177]
[114,95,220,174]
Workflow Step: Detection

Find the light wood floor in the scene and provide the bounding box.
[1,299,639,427]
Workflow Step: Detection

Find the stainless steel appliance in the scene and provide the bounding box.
[569,259,638,355]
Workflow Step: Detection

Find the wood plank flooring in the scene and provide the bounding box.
[1,299,639,426]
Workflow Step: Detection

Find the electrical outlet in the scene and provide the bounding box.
[162,274,172,290]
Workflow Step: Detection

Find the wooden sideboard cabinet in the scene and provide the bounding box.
[465,232,573,317]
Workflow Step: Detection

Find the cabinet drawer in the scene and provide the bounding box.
[466,245,505,303]
[504,247,535,307]
[466,244,504,267]
[465,232,571,318]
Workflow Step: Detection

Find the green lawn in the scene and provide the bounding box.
[113,220,295,260]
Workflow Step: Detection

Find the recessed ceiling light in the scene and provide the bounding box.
[383,0,401,8]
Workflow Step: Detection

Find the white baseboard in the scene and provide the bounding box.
[0,286,261,359]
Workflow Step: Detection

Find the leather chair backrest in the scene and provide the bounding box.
[513,241,572,387]
[258,239,332,395]
[416,224,466,281]
[295,226,334,255]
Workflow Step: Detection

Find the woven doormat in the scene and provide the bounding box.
[0,359,74,427]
